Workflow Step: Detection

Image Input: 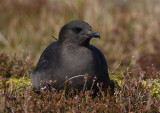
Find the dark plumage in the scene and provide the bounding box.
[31,20,112,92]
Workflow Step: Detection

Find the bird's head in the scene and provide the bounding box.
[59,20,100,46]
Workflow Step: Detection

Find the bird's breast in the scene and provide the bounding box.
[59,46,96,73]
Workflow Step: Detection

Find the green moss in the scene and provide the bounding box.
[109,71,124,87]
[7,76,31,85]
[142,79,160,98]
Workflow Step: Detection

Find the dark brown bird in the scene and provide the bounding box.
[31,20,113,93]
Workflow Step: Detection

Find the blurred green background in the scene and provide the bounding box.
[0,0,160,71]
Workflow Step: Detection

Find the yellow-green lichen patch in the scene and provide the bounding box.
[142,79,160,98]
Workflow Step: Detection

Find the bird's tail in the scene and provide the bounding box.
[30,70,40,90]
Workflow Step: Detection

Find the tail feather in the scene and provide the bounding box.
[30,71,40,90]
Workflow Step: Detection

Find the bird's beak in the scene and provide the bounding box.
[87,31,100,38]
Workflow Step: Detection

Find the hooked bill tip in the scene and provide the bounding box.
[87,31,100,38]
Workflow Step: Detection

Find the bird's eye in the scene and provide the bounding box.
[72,27,82,33]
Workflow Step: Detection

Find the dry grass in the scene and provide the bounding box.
[0,0,160,69]
[0,0,160,112]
